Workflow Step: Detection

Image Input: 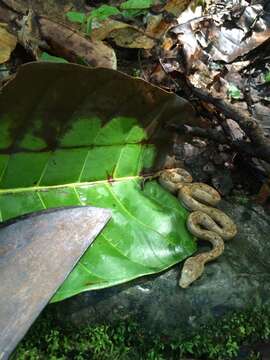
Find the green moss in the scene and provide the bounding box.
[13,305,270,359]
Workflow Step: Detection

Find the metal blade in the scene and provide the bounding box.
[0,206,111,360]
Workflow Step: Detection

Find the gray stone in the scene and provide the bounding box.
[51,199,270,340]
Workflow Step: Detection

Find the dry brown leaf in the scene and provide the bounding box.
[145,14,174,39]
[0,26,17,64]
[93,15,173,43]
[92,19,155,49]
[110,27,155,49]
[164,0,192,16]
[38,17,117,69]
[91,19,129,41]
[172,3,270,63]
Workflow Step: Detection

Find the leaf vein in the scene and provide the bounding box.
[37,192,46,209]
[36,152,52,186]
[0,155,9,185]
[100,233,152,270]
[78,261,107,281]
[104,183,171,266]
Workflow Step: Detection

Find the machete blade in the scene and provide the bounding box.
[0,206,111,360]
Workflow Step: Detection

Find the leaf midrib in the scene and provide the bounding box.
[0,175,142,195]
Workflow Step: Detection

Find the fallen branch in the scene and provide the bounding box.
[192,88,270,163]
[174,74,270,164]
[190,87,267,146]
[167,122,270,162]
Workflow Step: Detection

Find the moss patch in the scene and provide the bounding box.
[13,305,270,359]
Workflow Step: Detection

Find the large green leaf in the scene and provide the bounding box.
[0,63,197,302]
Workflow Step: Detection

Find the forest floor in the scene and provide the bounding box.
[1,0,270,358]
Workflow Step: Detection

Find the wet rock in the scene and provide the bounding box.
[51,200,270,340]
[174,142,234,192]
[184,153,211,183]
[173,142,204,163]
[252,103,270,133]
[203,162,216,175]
[212,170,234,196]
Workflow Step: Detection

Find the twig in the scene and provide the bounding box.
[190,87,270,162]
[0,0,26,14]
[167,122,269,160]
[174,75,270,164]
[167,123,228,144]
[190,87,267,144]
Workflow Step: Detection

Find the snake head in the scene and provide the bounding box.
[179,257,204,288]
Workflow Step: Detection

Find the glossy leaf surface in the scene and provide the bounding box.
[0,63,197,302]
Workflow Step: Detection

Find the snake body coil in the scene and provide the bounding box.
[158,168,237,288]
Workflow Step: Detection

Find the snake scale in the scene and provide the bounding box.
[157,168,237,288]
